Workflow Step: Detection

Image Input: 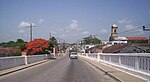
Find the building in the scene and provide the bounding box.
[80,44,95,53]
[109,24,118,41]
[109,24,128,44]
[109,24,148,44]
[126,37,148,44]
[101,40,109,44]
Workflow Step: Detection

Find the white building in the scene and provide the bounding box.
[109,24,128,45]
[110,37,128,45]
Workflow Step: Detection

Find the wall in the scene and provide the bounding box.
[0,54,47,70]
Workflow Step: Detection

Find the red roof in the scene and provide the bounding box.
[126,37,148,41]
[102,44,130,53]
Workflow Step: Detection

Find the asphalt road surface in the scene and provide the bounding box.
[0,55,116,82]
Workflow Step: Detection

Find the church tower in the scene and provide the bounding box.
[109,24,118,41]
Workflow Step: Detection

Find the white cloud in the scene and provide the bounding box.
[100,29,107,34]
[81,31,89,35]
[19,29,25,34]
[125,24,134,30]
[118,19,135,30]
[38,19,45,24]
[117,19,146,36]
[53,20,88,41]
[118,19,132,24]
[31,23,36,26]
[58,20,82,34]
[19,21,30,28]
[69,20,78,29]
[66,20,81,31]
[19,21,36,28]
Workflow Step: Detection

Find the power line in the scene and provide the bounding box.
[118,24,150,35]
[119,26,142,34]
[26,23,36,41]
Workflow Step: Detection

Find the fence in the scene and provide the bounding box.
[27,55,47,64]
[0,56,25,70]
[0,54,47,70]
[80,53,150,80]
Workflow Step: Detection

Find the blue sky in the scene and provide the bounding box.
[0,0,150,43]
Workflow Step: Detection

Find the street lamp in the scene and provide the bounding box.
[143,26,150,48]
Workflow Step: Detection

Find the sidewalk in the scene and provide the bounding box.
[0,60,51,76]
[80,56,148,82]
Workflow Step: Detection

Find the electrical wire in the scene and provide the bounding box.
[118,24,150,35]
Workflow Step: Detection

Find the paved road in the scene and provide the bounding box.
[0,55,116,82]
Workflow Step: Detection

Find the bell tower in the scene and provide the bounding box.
[109,24,118,41]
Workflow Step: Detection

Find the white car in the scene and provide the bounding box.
[69,52,78,59]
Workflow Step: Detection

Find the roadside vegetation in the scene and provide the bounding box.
[0,37,57,57]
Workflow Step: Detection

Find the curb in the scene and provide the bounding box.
[0,60,48,77]
[81,57,122,82]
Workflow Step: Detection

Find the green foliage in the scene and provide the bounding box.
[14,52,21,56]
[17,39,24,43]
[36,50,50,55]
[0,39,27,51]
[49,37,57,45]
[83,36,101,45]
[49,37,57,48]
[48,37,58,53]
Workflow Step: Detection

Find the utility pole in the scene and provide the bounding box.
[50,32,52,39]
[26,23,36,41]
[143,26,150,48]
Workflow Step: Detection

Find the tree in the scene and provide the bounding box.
[0,39,27,51]
[49,37,57,46]
[24,38,49,55]
[48,37,58,53]
[83,36,101,44]
[17,39,24,43]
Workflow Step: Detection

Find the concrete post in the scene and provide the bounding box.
[53,47,56,58]
[24,56,28,65]
[97,53,100,62]
[119,55,121,65]
[45,54,48,59]
[135,56,139,70]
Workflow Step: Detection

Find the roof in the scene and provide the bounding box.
[86,44,107,53]
[102,43,148,53]
[102,44,130,53]
[126,37,148,41]
[112,24,118,27]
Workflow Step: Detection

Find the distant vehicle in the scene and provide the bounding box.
[69,52,78,59]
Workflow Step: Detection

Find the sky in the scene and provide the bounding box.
[0,0,150,43]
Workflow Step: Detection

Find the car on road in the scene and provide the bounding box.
[69,52,78,59]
